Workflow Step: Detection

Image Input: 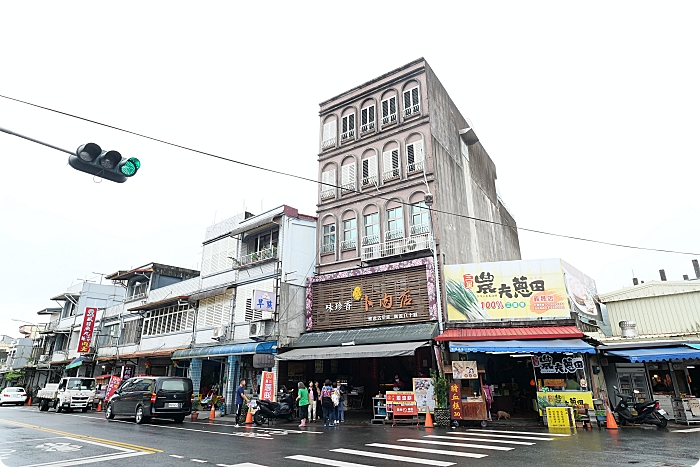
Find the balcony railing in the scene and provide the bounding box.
[322,137,336,149]
[236,246,278,267]
[125,291,146,302]
[410,223,431,235]
[320,189,335,200]
[362,233,380,246]
[404,104,421,118]
[385,228,404,240]
[361,121,375,133]
[382,113,397,125]
[382,168,400,182]
[362,175,378,187]
[340,130,355,142]
[340,239,357,250]
[407,160,424,173]
[321,243,335,254]
[341,182,356,195]
[362,232,432,260]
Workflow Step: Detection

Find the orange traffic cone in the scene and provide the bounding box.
[26,397,32,406]
[424,409,434,428]
[245,409,253,424]
[209,405,216,420]
[605,407,618,429]
[96,400,103,412]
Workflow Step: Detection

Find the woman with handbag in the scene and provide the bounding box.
[307,380,317,423]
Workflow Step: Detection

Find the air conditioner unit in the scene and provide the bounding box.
[249,321,267,339]
[212,325,228,340]
[252,311,273,322]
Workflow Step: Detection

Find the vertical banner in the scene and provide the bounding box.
[105,375,122,402]
[260,371,275,401]
[413,378,435,413]
[449,380,462,419]
[78,307,98,353]
[121,366,133,380]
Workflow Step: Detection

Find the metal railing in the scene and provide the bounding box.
[321,243,335,254]
[361,122,375,133]
[322,137,336,149]
[236,246,278,267]
[340,239,357,250]
[320,189,335,200]
[341,182,356,194]
[407,160,424,173]
[404,104,421,118]
[361,232,431,260]
[410,223,430,235]
[341,130,355,142]
[382,168,400,182]
[385,228,405,240]
[382,113,397,125]
[362,233,380,246]
[362,175,378,187]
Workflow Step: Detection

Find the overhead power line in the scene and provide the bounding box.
[1,93,698,256]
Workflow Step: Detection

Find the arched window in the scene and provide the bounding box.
[320,164,337,201]
[406,134,425,173]
[386,200,404,240]
[382,142,400,182]
[341,108,356,143]
[403,82,421,118]
[362,206,380,246]
[380,90,398,127]
[321,116,337,150]
[340,157,357,195]
[321,216,336,254]
[360,99,376,134]
[341,211,357,250]
[410,201,430,235]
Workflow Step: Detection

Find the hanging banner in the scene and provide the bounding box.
[260,371,275,401]
[77,307,98,353]
[449,381,462,419]
[105,375,122,402]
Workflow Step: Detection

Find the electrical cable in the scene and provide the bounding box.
[1,93,699,256]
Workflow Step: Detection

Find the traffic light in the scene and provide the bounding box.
[68,143,140,183]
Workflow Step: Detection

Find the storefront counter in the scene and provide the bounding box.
[672,397,700,425]
[653,394,674,419]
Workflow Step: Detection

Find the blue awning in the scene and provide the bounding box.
[607,346,700,363]
[686,343,700,350]
[449,339,596,354]
[171,341,277,360]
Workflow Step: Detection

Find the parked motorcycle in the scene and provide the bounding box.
[612,386,668,428]
[253,387,295,425]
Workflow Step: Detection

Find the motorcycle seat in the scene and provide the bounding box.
[634,400,656,411]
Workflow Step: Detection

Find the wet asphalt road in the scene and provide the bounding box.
[0,405,698,467]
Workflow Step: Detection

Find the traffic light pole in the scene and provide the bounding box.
[0,125,73,155]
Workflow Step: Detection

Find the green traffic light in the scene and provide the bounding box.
[119,157,141,176]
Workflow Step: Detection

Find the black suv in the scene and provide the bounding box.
[105,376,193,424]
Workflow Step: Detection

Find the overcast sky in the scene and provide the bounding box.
[1,1,699,337]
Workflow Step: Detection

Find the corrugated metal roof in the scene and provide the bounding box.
[290,323,437,348]
[436,326,583,341]
[127,296,190,312]
[599,281,700,303]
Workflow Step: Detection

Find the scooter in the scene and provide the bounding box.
[253,387,295,425]
[612,386,668,428]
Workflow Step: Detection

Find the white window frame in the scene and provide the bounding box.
[361,105,376,133]
[382,148,400,182]
[386,206,404,240]
[322,120,337,149]
[403,86,421,118]
[320,168,336,201]
[322,223,336,254]
[381,96,397,126]
[406,139,425,173]
[341,114,356,142]
[341,161,356,194]
[362,155,378,187]
[341,218,357,250]
[363,212,380,245]
[143,304,193,337]
[410,201,430,235]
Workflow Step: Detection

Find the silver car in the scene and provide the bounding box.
[0,387,28,406]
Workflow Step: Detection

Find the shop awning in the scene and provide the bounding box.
[171,341,277,360]
[436,326,583,341]
[290,323,437,348]
[449,339,596,354]
[686,343,700,350]
[276,341,430,361]
[65,356,90,369]
[606,346,700,363]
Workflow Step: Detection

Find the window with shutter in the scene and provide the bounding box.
[407,140,425,173]
[320,168,336,200]
[361,105,375,133]
[381,96,397,126]
[362,155,378,186]
[322,120,337,149]
[341,114,355,142]
[403,86,421,118]
[382,149,400,182]
[341,162,356,194]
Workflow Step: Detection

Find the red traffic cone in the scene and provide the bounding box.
[96,400,103,412]
[245,409,253,424]
[209,405,216,420]
[424,409,434,427]
[605,407,618,429]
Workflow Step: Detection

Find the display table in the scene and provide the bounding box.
[672,397,700,425]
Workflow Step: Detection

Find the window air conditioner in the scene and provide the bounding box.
[249,321,267,339]
[212,325,228,340]
[38,354,49,362]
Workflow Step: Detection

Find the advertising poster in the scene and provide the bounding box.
[105,375,122,402]
[260,371,275,401]
[413,378,435,413]
[452,361,478,379]
[536,391,594,415]
[77,307,98,353]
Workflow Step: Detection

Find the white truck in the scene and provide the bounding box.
[37,377,96,413]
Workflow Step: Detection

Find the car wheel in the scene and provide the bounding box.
[173,415,185,424]
[135,405,149,424]
[81,407,88,413]
[40,400,49,412]
[105,403,115,420]
[17,402,23,406]
[56,404,62,413]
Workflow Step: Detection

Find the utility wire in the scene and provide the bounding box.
[2,93,699,256]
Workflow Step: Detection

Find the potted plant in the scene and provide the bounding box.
[431,369,450,427]
[191,397,202,421]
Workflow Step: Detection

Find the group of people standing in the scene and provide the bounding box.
[296,379,345,427]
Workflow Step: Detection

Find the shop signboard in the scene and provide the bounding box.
[253,290,276,312]
[253,354,275,369]
[393,404,417,415]
[443,259,611,332]
[413,378,435,413]
[77,307,98,353]
[121,366,133,380]
[105,375,122,402]
[452,361,478,379]
[449,381,462,419]
[260,371,275,401]
[386,391,415,404]
[306,258,438,331]
[546,406,575,427]
[532,354,584,374]
[537,390,594,415]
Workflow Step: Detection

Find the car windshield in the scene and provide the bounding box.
[66,378,96,391]
[160,379,191,392]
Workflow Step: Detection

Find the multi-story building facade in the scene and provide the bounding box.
[277,58,521,397]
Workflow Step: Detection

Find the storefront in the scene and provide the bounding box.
[277,257,439,407]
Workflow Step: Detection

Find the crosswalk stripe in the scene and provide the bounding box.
[425,435,534,446]
[287,455,375,467]
[466,429,569,437]
[366,443,487,459]
[672,427,700,433]
[331,448,455,466]
[448,432,554,441]
[398,439,513,451]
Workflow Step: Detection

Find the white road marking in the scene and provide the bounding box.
[191,460,208,463]
[425,435,534,445]
[466,429,569,437]
[0,437,65,445]
[170,455,185,458]
[215,463,268,467]
[449,432,554,441]
[398,439,513,451]
[366,444,487,459]
[672,427,700,433]
[21,451,149,467]
[331,448,455,466]
[287,455,375,467]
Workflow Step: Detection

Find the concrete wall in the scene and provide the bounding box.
[277,282,307,347]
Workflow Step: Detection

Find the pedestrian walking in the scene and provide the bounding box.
[296,381,310,428]
[235,379,249,427]
[331,381,341,425]
[307,380,317,422]
[336,380,345,423]
[320,379,334,426]
[314,381,322,421]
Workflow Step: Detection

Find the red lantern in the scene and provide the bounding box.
[529,379,536,387]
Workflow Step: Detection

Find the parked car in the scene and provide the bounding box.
[105,376,193,424]
[0,387,28,406]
